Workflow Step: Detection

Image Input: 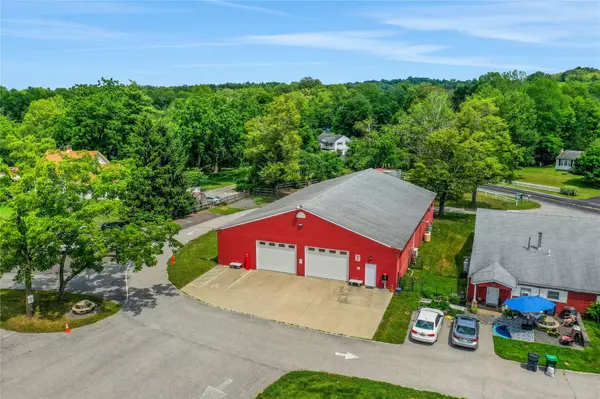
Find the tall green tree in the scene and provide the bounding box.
[573,146,600,186]
[245,94,302,187]
[125,113,195,219]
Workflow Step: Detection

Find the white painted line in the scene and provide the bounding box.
[224,271,251,291]
[199,379,232,399]
[199,268,229,288]
[1,331,16,340]
[123,261,133,305]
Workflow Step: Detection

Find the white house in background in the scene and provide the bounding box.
[555,149,583,171]
[317,132,351,156]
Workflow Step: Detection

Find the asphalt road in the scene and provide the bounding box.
[2,211,599,399]
[484,184,600,215]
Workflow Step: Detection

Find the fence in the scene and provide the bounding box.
[508,181,561,193]
[477,188,516,203]
[251,179,320,198]
[195,191,250,211]
[399,276,467,301]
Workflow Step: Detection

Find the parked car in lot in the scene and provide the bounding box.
[410,308,444,344]
[206,195,222,204]
[451,314,479,349]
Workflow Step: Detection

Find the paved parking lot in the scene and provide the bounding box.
[182,267,392,338]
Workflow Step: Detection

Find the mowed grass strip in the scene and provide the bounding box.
[168,231,218,289]
[494,320,600,374]
[0,289,121,333]
[446,193,540,210]
[209,206,243,215]
[255,370,462,399]
[418,213,475,278]
[373,291,421,344]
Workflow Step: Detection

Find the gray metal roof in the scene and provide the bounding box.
[219,169,436,249]
[318,133,347,144]
[556,150,583,160]
[469,209,600,294]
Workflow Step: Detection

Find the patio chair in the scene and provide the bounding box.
[559,326,581,346]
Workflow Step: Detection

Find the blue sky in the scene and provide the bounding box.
[1,0,599,88]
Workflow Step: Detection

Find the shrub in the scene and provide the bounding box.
[421,288,435,299]
[448,295,461,305]
[184,170,209,187]
[587,301,600,321]
[560,186,579,196]
[427,299,452,314]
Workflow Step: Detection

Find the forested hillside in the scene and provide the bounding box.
[2,67,600,217]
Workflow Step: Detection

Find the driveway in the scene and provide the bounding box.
[2,210,599,399]
[182,267,392,339]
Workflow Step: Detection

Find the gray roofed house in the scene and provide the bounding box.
[468,209,600,309]
[317,132,351,155]
[220,168,436,249]
[555,149,583,171]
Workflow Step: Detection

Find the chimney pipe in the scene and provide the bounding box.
[537,232,542,249]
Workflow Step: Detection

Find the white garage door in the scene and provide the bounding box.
[256,241,297,274]
[305,247,349,281]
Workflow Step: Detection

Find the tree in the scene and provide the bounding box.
[299,151,344,181]
[125,113,195,219]
[396,90,455,156]
[333,92,373,136]
[573,146,600,186]
[346,129,408,171]
[19,96,67,139]
[456,97,520,203]
[409,128,472,216]
[244,94,302,187]
[0,151,181,310]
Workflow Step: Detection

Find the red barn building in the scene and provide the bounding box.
[217,169,436,289]
[468,209,600,314]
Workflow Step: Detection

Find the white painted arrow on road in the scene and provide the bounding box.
[200,379,232,399]
[335,352,359,360]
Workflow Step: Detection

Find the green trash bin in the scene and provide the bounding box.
[545,354,558,376]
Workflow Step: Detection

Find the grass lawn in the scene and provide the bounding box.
[493,320,600,374]
[446,192,540,210]
[0,205,12,219]
[405,213,474,295]
[202,168,244,191]
[373,291,421,344]
[209,206,244,215]
[252,196,279,206]
[255,371,461,399]
[167,231,218,289]
[515,166,600,199]
[0,289,121,333]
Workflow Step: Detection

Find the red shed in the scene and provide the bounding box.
[217,169,436,289]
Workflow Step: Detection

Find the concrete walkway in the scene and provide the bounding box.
[2,210,599,399]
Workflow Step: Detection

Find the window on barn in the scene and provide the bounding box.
[547,291,560,301]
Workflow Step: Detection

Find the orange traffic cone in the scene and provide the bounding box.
[65,323,71,333]
[170,255,175,264]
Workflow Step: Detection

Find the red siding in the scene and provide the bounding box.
[468,280,598,314]
[468,279,512,305]
[555,292,598,314]
[218,202,435,289]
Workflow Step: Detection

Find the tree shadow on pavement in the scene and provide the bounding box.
[124,284,179,316]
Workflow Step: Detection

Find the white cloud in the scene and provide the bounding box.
[1,19,123,42]
[372,2,599,46]
[203,0,292,17]
[241,31,544,70]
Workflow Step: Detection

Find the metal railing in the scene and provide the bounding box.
[195,191,249,211]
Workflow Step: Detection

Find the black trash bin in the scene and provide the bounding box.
[527,352,540,372]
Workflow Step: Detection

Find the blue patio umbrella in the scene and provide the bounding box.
[504,296,555,313]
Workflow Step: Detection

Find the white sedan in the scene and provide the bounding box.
[410,308,445,344]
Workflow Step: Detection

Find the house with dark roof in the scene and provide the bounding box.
[317,132,351,155]
[555,149,583,171]
[467,209,600,313]
[217,169,436,289]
